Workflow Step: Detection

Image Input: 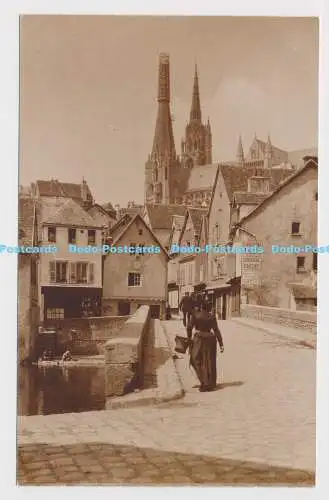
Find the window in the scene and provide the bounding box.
[186,240,191,246]
[77,263,88,284]
[128,272,141,287]
[296,256,305,273]
[46,308,64,320]
[69,262,77,283]
[48,227,56,243]
[89,263,94,284]
[49,261,68,283]
[138,229,143,236]
[129,242,136,256]
[68,228,76,244]
[165,166,168,180]
[291,222,301,235]
[88,230,96,245]
[313,252,318,271]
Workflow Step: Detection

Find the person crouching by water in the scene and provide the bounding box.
[187,300,224,392]
[179,292,194,328]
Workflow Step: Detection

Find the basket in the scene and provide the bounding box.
[174,335,190,354]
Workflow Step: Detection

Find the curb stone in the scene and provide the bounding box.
[106,320,185,410]
[232,318,316,350]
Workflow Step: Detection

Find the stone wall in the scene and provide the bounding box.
[241,304,316,332]
[42,315,127,355]
[104,305,150,398]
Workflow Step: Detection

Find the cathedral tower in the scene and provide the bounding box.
[145,54,180,204]
[236,135,245,165]
[181,65,212,167]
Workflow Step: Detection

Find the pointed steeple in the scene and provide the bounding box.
[152,53,176,158]
[190,64,202,123]
[265,133,272,157]
[236,135,244,165]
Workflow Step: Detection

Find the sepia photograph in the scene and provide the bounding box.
[16,14,318,487]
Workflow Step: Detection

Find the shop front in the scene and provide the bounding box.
[42,286,102,321]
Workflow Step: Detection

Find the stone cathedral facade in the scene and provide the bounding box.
[144,54,312,209]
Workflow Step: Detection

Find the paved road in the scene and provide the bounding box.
[18,319,316,485]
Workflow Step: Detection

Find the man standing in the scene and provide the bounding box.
[179,292,193,327]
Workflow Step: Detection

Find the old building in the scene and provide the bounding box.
[205,163,294,318]
[102,214,168,318]
[167,215,185,313]
[232,157,318,310]
[18,195,39,361]
[177,208,207,298]
[88,203,117,240]
[31,178,94,210]
[38,197,103,321]
[142,203,187,248]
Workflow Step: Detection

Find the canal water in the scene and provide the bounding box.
[18,365,106,416]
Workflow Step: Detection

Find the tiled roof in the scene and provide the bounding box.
[40,197,102,228]
[145,204,187,230]
[188,208,208,236]
[233,192,269,205]
[186,163,218,192]
[88,205,114,228]
[18,196,35,246]
[220,165,293,201]
[36,179,92,200]
[109,214,132,239]
[238,158,318,225]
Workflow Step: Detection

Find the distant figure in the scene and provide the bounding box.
[187,300,224,392]
[40,349,54,361]
[179,292,194,327]
[62,350,72,362]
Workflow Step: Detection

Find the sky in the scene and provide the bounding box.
[19,15,319,206]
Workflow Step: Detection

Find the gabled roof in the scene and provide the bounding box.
[109,214,132,239]
[110,214,169,259]
[145,204,187,230]
[186,163,218,192]
[238,158,318,225]
[41,197,102,228]
[18,196,36,246]
[178,208,207,246]
[232,192,269,206]
[35,179,92,200]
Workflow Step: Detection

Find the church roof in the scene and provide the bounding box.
[186,163,218,192]
[40,197,102,228]
[145,204,187,230]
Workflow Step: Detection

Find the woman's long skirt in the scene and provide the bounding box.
[190,332,217,390]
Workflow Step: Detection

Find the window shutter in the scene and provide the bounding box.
[89,263,94,284]
[70,262,77,283]
[49,261,55,283]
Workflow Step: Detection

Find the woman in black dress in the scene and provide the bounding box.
[187,301,224,392]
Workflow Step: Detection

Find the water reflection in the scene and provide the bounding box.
[18,365,105,416]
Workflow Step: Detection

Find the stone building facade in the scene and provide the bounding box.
[103,214,168,319]
[18,195,39,361]
[232,158,318,310]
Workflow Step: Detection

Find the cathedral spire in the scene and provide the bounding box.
[152,53,176,158]
[236,135,244,165]
[190,64,202,123]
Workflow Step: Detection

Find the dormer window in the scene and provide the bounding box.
[88,229,96,245]
[68,228,76,244]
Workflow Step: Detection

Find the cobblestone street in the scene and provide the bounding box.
[17,319,316,486]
